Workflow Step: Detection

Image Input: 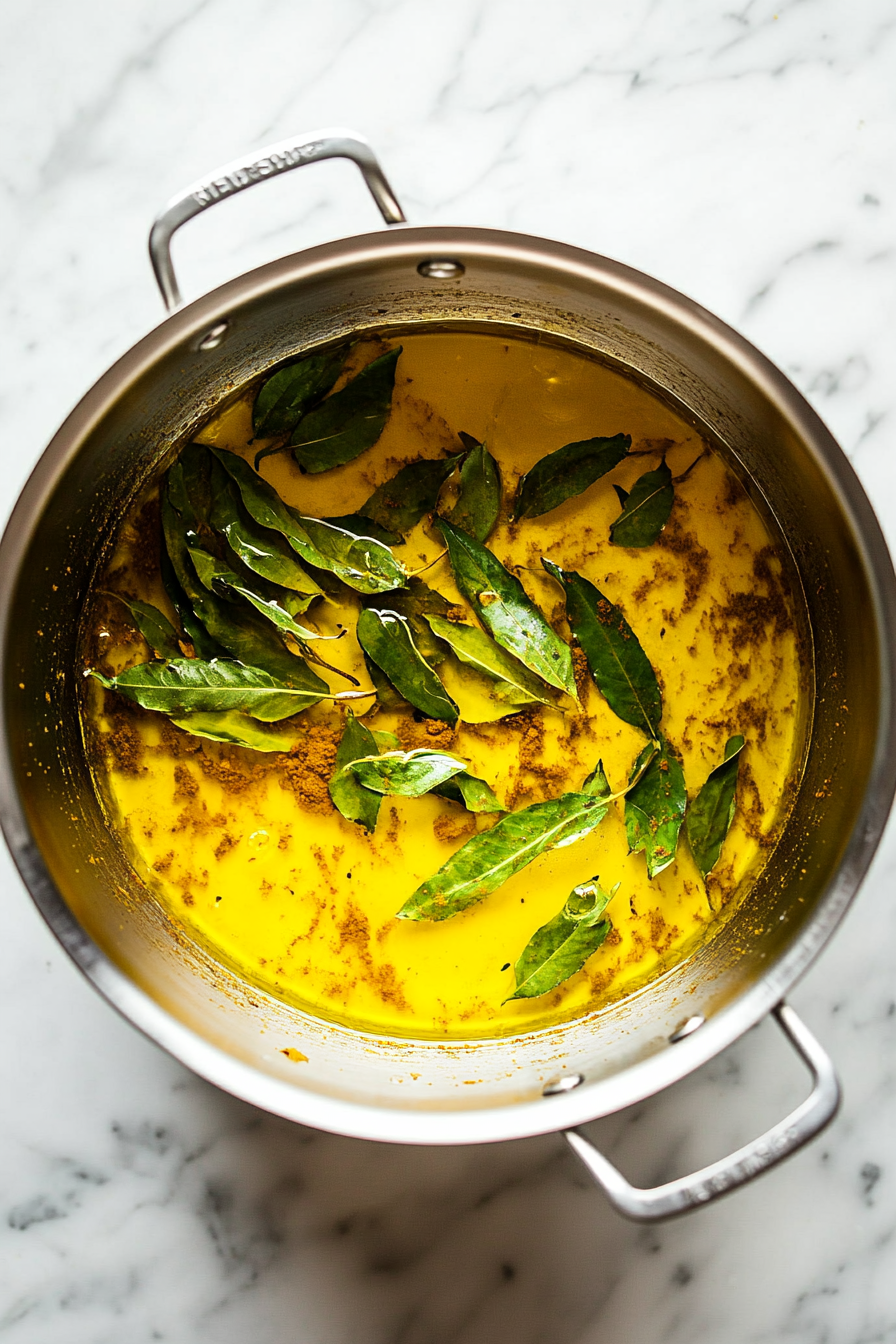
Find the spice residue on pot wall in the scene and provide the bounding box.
[80,331,807,1040]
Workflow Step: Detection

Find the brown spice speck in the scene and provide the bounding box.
[571,645,590,701]
[334,897,370,951]
[397,718,457,753]
[102,701,146,776]
[434,812,476,843]
[656,515,711,614]
[173,764,198,803]
[280,724,339,812]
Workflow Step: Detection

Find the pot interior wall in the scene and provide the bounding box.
[2,228,892,1140]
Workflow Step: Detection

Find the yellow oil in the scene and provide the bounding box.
[83,330,806,1040]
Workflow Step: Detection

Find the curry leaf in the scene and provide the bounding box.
[186,545,331,645]
[425,615,559,709]
[329,713,382,833]
[686,735,745,879]
[162,480,328,697]
[625,737,687,878]
[160,539,227,661]
[286,348,402,474]
[609,460,674,547]
[364,654,408,711]
[434,772,503,813]
[354,453,464,535]
[507,876,616,1000]
[397,791,610,922]
[357,608,458,723]
[444,439,501,541]
[321,513,402,546]
[542,559,661,737]
[253,346,347,438]
[372,729,401,752]
[104,592,181,660]
[210,448,406,594]
[582,760,611,798]
[367,579,453,665]
[513,434,631,521]
[208,470,324,608]
[169,710,302,752]
[350,749,467,797]
[439,520,576,697]
[90,658,332,722]
[210,447,310,547]
[293,515,408,596]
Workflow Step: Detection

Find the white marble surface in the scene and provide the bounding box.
[2,1,896,1340]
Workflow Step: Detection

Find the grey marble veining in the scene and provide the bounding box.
[2,1,896,1340]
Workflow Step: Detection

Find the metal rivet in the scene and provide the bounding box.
[198,320,229,351]
[542,1073,584,1096]
[669,1014,705,1043]
[417,258,465,280]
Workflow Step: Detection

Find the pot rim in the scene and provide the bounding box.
[2,224,895,1145]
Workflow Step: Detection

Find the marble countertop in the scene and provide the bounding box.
[3,2,896,1340]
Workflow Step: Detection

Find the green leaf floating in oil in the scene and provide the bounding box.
[208,468,324,610]
[425,614,559,710]
[252,346,347,439]
[542,558,661,737]
[363,652,408,712]
[582,759,611,798]
[168,711,304,752]
[186,545,332,646]
[91,658,336,722]
[372,728,401,751]
[330,733,499,820]
[320,514,403,547]
[351,452,464,536]
[507,875,617,1001]
[160,455,222,660]
[397,791,610,922]
[686,735,745,879]
[512,434,631,521]
[350,748,467,797]
[439,519,576,697]
[609,460,674,547]
[625,737,687,878]
[278,347,401,474]
[210,448,407,595]
[329,713,383,833]
[160,540,227,662]
[162,475,329,697]
[444,437,501,541]
[103,592,181,661]
[433,772,503,813]
[357,607,459,723]
[366,579,453,666]
[297,515,410,595]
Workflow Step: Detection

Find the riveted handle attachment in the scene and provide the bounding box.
[148,128,406,310]
[566,1003,840,1222]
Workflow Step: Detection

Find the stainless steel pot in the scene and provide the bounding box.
[2,131,894,1222]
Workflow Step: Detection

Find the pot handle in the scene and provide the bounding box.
[148,128,406,311]
[565,1003,840,1222]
